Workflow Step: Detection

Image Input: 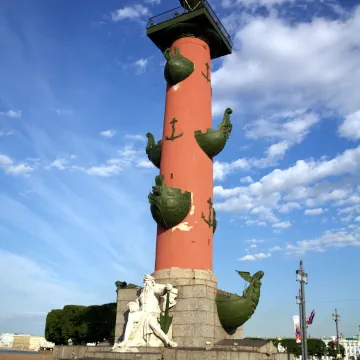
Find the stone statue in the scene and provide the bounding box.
[112,274,178,351]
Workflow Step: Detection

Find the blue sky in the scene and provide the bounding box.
[0,0,360,339]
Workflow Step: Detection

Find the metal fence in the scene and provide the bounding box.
[146,1,232,46]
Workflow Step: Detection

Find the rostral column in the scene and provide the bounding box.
[146,0,233,272]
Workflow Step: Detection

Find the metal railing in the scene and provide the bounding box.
[146,1,232,46]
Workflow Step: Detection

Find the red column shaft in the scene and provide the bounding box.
[155,37,213,271]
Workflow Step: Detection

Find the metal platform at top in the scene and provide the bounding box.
[146,1,232,59]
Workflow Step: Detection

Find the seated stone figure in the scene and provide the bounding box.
[112,274,178,351]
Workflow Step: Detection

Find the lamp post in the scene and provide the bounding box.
[296,260,308,360]
[332,308,341,359]
[296,290,305,360]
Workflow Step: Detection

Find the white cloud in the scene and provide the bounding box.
[0,110,22,118]
[266,141,290,158]
[222,0,293,8]
[272,221,292,229]
[304,208,323,215]
[213,111,320,179]
[238,252,271,261]
[245,239,264,243]
[85,164,122,177]
[125,134,146,142]
[338,110,360,140]
[212,7,360,117]
[214,158,249,181]
[245,219,266,226]
[5,163,34,176]
[240,176,254,184]
[136,159,154,168]
[111,5,150,22]
[277,202,301,213]
[0,154,13,166]
[50,158,68,170]
[134,58,149,75]
[145,0,160,4]
[286,227,360,255]
[337,205,360,214]
[246,111,319,143]
[250,206,278,223]
[253,146,360,195]
[355,216,360,222]
[269,246,282,252]
[100,129,116,138]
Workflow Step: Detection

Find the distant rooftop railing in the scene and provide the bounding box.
[146,0,232,46]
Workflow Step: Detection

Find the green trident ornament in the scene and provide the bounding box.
[165,118,183,141]
[201,198,215,228]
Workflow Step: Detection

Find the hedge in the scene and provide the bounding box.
[45,303,116,345]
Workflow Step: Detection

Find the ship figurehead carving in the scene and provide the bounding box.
[216,270,264,333]
[148,175,192,230]
[194,108,233,159]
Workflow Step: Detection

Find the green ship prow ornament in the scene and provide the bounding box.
[194,108,233,158]
[148,175,192,230]
[216,270,264,333]
[164,47,194,86]
[146,132,162,169]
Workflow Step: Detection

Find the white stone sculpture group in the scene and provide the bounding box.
[112,274,178,352]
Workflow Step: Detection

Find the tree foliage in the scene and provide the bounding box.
[45,303,116,345]
[326,341,345,358]
[307,338,327,358]
[45,309,64,345]
[245,337,332,358]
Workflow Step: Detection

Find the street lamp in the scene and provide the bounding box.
[296,260,308,360]
[332,308,342,359]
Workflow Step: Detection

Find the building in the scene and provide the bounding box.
[0,333,54,351]
[322,336,360,360]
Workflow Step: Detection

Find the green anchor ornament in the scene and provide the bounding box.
[165,118,183,141]
[201,63,211,82]
[201,198,217,233]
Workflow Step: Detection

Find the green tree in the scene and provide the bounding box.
[280,339,302,357]
[308,338,327,359]
[327,341,345,358]
[60,305,87,345]
[45,309,64,345]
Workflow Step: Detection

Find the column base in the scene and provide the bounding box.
[153,267,243,347]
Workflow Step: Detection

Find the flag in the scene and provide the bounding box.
[307,310,316,325]
[293,315,301,343]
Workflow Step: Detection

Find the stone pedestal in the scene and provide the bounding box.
[114,288,139,343]
[114,268,243,349]
[153,267,243,347]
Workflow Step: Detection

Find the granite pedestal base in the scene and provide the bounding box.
[54,343,293,360]
[114,268,243,348]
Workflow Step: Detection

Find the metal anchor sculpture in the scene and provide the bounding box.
[165,118,183,141]
[201,198,217,233]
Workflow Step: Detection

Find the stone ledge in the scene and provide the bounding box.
[54,346,294,360]
[153,268,217,283]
